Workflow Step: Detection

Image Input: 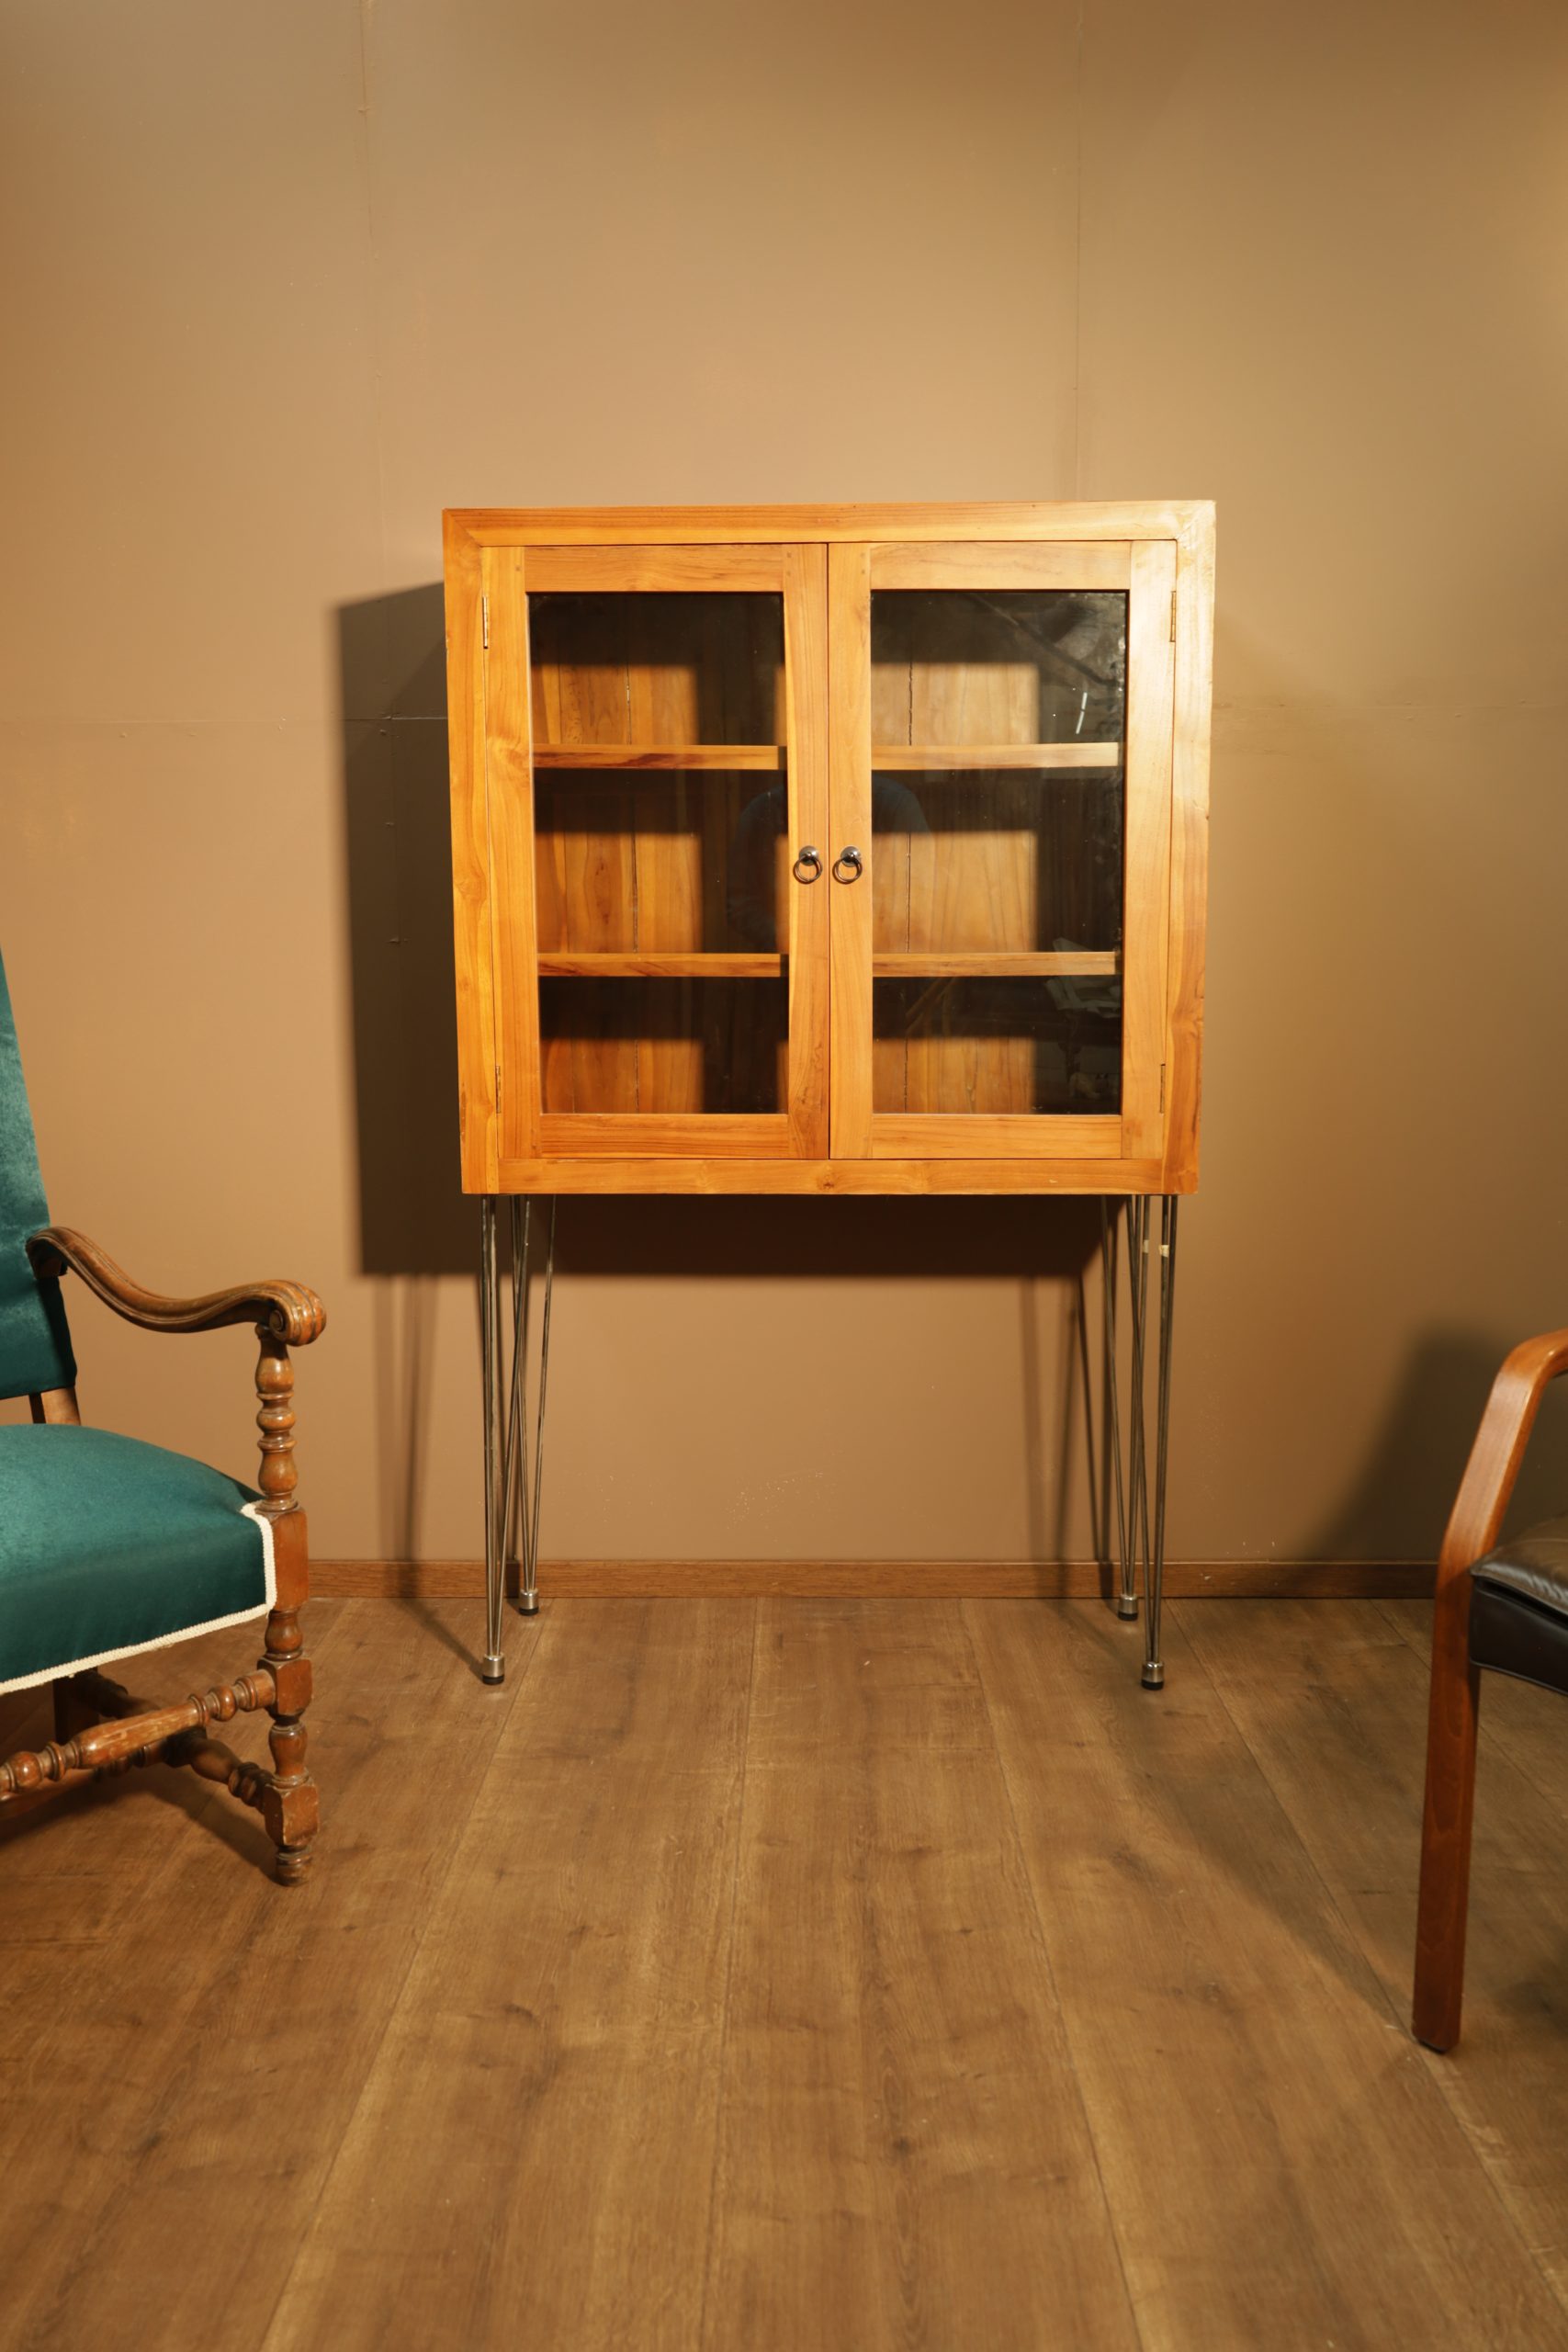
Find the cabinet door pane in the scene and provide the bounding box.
[517,576,815,1140]
[873,975,1121,1115]
[535,772,789,956]
[539,978,784,1114]
[531,592,784,748]
[870,584,1126,1117]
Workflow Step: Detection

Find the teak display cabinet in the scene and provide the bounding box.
[444,503,1213,1684]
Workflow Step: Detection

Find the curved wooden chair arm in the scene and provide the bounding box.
[1435,1326,1568,1592]
[1416,1323,1568,2049]
[27,1227,326,1348]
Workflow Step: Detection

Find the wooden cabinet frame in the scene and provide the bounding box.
[445,503,1213,1198]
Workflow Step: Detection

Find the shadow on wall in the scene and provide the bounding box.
[334,585,1119,1567]
[334,590,1568,1570]
[334,583,1109,1283]
[1298,1328,1568,1564]
[339,582,473,1280]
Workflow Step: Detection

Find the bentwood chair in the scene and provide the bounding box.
[0,947,325,1880]
[1414,1325,1568,2049]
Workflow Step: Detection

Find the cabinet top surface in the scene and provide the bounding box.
[444,499,1215,547]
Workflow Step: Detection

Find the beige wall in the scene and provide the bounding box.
[3,0,1566,1566]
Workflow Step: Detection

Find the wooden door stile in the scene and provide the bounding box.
[483,547,543,1161]
[1161,504,1214,1190]
[446,514,500,1192]
[828,545,874,1157]
[783,542,830,1159]
[1119,538,1177,1161]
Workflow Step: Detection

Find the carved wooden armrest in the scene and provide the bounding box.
[1434,1326,1568,1597]
[27,1227,326,1347]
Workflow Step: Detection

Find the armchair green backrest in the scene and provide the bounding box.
[0,953,74,1400]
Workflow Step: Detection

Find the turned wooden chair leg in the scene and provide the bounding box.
[254,1328,319,1883]
[1413,1571,1482,2051]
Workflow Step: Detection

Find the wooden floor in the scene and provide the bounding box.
[6,1598,1568,2351]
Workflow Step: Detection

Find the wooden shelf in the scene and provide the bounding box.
[532,743,785,772]
[537,952,784,978]
[537,951,1118,980]
[873,951,1119,978]
[535,743,1119,773]
[873,742,1120,771]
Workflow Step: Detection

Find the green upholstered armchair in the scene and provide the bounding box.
[0,949,325,1881]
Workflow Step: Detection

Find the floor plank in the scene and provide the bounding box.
[2,1599,533,2352]
[0,1605,351,1972]
[968,1599,1568,2351]
[0,1616,333,1953]
[6,1599,1568,2352]
[1187,1596,1568,2319]
[702,1598,1139,2352]
[262,1599,757,2352]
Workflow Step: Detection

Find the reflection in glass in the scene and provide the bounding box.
[873,977,1122,1116]
[871,590,1126,746]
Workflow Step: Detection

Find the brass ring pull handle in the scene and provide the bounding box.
[792,845,822,883]
[832,846,863,883]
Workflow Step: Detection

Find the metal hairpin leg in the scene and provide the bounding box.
[1125,1196,1152,1634]
[1145,1195,1179,1690]
[510,1197,557,1618]
[480,1197,506,1684]
[500,1200,531,1623]
[479,1194,558,1679]
[1099,1200,1135,1620]
[1105,1193,1179,1688]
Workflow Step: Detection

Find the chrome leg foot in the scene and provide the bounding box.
[1141,1660,1165,1690]
[481,1654,506,1685]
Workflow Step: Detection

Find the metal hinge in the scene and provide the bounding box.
[1159,1062,1167,1111]
[481,594,491,650]
[1169,591,1178,643]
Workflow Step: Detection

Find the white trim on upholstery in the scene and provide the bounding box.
[0,1502,276,1697]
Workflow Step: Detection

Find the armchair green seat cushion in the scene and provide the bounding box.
[0,1425,273,1695]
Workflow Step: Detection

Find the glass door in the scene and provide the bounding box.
[484,545,829,1162]
[828,540,1176,1160]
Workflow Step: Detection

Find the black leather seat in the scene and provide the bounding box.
[1470,1514,1568,1699]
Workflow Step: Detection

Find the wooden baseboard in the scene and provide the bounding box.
[311,1558,1435,1600]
